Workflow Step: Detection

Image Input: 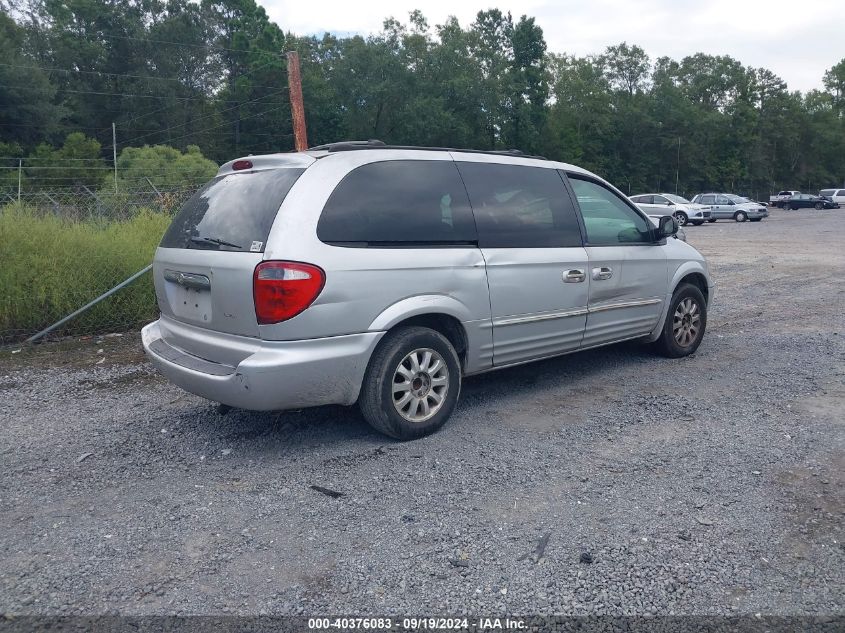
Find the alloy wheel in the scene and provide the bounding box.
[673,297,701,348]
[391,348,450,423]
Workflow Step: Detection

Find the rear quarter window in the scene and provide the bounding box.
[160,168,304,252]
[317,160,477,246]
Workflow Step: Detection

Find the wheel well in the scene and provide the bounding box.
[389,313,468,367]
[678,272,709,304]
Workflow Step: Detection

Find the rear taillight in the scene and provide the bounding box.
[253,261,325,325]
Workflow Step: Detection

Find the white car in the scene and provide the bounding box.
[630,193,712,226]
[692,193,769,222]
[819,188,845,205]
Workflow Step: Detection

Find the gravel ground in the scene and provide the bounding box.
[1,207,843,617]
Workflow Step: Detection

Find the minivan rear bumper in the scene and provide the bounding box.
[142,320,384,411]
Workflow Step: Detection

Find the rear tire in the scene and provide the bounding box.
[653,283,707,358]
[708,218,717,223]
[359,326,461,440]
[734,211,748,222]
[750,218,762,222]
[790,203,799,210]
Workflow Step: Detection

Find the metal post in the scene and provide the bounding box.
[112,122,118,193]
[25,265,153,344]
[17,159,22,203]
[675,137,681,195]
[145,177,162,198]
[82,184,104,219]
[286,51,308,151]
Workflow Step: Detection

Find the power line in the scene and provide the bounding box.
[110,90,286,148]
[156,106,285,147]
[94,32,287,57]
[0,83,246,103]
[0,62,285,92]
[102,59,282,133]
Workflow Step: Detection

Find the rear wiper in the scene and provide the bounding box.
[189,236,242,249]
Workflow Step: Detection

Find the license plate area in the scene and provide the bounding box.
[165,283,213,324]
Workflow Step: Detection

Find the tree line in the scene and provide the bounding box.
[2,0,844,198]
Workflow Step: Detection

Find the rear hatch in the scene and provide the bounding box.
[153,163,307,361]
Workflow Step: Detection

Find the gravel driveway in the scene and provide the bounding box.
[1,207,843,617]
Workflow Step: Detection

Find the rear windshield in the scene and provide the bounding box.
[160,168,304,251]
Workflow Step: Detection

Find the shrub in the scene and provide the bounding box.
[0,205,171,342]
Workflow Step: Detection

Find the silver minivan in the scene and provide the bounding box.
[142,142,713,439]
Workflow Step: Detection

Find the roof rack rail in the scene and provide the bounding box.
[309,140,386,151]
[307,140,546,161]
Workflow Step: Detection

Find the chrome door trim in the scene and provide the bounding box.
[494,307,589,327]
[163,269,212,291]
[588,298,662,314]
[464,332,650,377]
[563,269,586,283]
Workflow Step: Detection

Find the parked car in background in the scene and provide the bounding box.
[142,142,712,440]
[784,193,840,210]
[630,193,711,226]
[648,214,686,241]
[819,188,845,205]
[769,190,800,207]
[691,193,769,222]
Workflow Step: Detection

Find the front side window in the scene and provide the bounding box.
[699,195,715,205]
[630,195,651,204]
[456,162,582,248]
[317,160,477,246]
[652,195,669,205]
[568,176,652,245]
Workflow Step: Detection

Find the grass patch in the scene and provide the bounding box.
[0,205,170,342]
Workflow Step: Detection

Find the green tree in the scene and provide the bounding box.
[115,144,218,190]
[0,12,63,146]
[25,132,107,190]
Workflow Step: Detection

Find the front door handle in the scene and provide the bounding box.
[592,266,613,281]
[563,269,586,283]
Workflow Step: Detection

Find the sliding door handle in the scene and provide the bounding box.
[563,269,586,283]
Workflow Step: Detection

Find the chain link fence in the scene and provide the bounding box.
[1,186,201,347]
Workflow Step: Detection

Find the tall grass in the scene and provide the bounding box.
[0,205,171,341]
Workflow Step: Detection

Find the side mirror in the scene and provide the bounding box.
[657,215,678,239]
[666,200,674,206]
[728,200,735,205]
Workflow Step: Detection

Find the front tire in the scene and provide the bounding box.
[653,283,707,358]
[691,220,704,226]
[359,326,461,440]
[750,218,762,222]
[675,212,689,226]
[734,210,748,222]
[815,202,823,210]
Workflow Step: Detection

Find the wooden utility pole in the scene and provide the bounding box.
[286,51,308,151]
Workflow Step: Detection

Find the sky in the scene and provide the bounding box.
[259,0,842,93]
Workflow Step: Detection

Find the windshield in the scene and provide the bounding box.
[663,194,691,204]
[160,168,305,252]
